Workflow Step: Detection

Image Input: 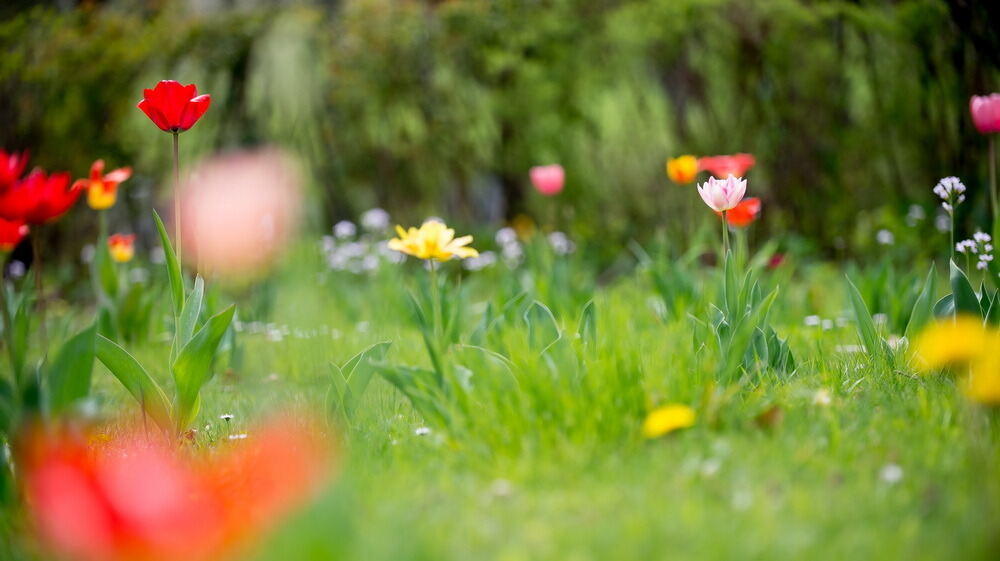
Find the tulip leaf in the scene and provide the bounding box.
[950,260,982,317]
[172,276,204,363]
[524,300,561,352]
[46,323,96,417]
[172,305,235,432]
[153,210,184,318]
[343,341,392,402]
[578,300,597,350]
[904,263,936,341]
[846,276,891,363]
[95,335,172,432]
[91,232,119,301]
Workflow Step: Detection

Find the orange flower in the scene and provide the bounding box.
[108,233,136,263]
[18,417,331,561]
[666,155,699,184]
[714,197,761,227]
[76,160,132,210]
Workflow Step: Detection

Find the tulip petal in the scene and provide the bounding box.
[138,99,171,131]
[179,95,211,131]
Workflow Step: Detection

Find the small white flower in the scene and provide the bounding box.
[150,246,166,264]
[414,427,431,436]
[8,260,25,279]
[812,388,832,407]
[548,231,576,255]
[220,414,234,421]
[973,231,992,243]
[228,433,249,441]
[872,313,888,326]
[821,319,833,330]
[360,208,390,231]
[334,220,357,239]
[495,227,518,246]
[463,251,497,271]
[934,214,951,232]
[80,244,96,264]
[879,463,903,484]
[803,315,821,327]
[876,229,894,246]
[905,204,925,227]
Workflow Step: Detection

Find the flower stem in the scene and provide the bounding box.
[31,232,46,357]
[721,210,730,257]
[0,277,19,386]
[990,135,998,235]
[429,260,442,344]
[949,213,955,261]
[172,131,182,265]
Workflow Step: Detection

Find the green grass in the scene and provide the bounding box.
[4,238,1000,561]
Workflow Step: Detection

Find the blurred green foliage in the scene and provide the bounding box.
[1,0,999,259]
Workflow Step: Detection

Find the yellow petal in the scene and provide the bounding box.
[642,404,696,438]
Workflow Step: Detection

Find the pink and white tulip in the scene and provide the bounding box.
[970,94,1000,134]
[529,165,565,196]
[697,175,747,212]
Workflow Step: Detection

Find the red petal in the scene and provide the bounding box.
[179,95,211,131]
[138,99,171,131]
[89,160,104,181]
[103,167,132,183]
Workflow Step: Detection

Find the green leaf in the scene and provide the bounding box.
[723,251,739,319]
[578,300,597,349]
[91,233,119,300]
[986,289,1000,326]
[95,335,172,431]
[172,276,204,363]
[46,323,97,417]
[171,305,235,432]
[524,300,561,351]
[343,341,392,401]
[933,294,954,317]
[153,210,184,318]
[10,292,31,386]
[904,263,936,341]
[846,277,889,361]
[950,260,983,317]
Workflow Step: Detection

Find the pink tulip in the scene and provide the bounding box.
[697,175,747,212]
[529,165,565,196]
[970,94,1000,134]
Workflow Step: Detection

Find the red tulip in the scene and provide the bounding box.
[137,80,212,133]
[970,94,1000,134]
[529,164,565,196]
[19,418,331,561]
[0,149,29,188]
[0,218,28,252]
[714,197,761,227]
[698,153,756,178]
[0,168,79,224]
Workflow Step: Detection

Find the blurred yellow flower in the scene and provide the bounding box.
[642,404,696,438]
[963,357,1000,405]
[388,220,479,261]
[666,155,699,184]
[912,316,995,370]
[912,317,1000,406]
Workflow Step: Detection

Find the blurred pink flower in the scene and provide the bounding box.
[177,148,302,279]
[698,154,755,178]
[697,175,747,212]
[970,94,1000,134]
[529,164,565,196]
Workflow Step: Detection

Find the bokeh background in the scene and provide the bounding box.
[2,0,999,262]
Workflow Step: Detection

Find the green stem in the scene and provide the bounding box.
[31,232,46,358]
[172,132,182,265]
[429,261,442,344]
[990,136,998,235]
[721,210,730,257]
[950,213,955,261]
[0,277,18,386]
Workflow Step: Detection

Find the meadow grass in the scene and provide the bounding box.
[9,235,982,561]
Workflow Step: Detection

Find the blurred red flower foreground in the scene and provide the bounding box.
[18,417,332,561]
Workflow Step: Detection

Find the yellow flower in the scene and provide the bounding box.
[75,159,132,210]
[963,356,1000,405]
[108,233,135,263]
[912,316,995,371]
[666,155,699,184]
[388,220,479,261]
[642,404,696,438]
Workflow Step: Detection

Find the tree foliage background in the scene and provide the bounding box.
[1,0,999,261]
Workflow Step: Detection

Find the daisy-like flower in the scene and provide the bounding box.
[388,220,479,261]
[933,176,966,215]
